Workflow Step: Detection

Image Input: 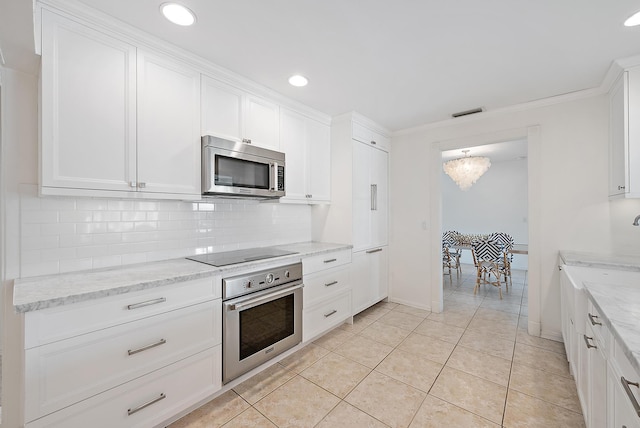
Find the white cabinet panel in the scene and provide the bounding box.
[353,141,388,252]
[25,300,220,422]
[26,346,221,428]
[352,122,390,152]
[137,50,201,196]
[24,277,219,349]
[303,249,352,275]
[303,290,351,342]
[40,9,136,192]
[279,108,330,203]
[306,118,331,202]
[351,247,388,315]
[609,67,640,199]
[244,94,280,150]
[280,108,307,200]
[201,76,243,142]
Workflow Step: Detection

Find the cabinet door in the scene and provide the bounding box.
[40,10,136,192]
[201,76,243,142]
[611,367,640,428]
[137,50,201,196]
[609,72,627,197]
[370,148,389,247]
[369,246,388,302]
[351,247,388,315]
[352,141,372,252]
[244,94,280,150]
[587,342,607,428]
[350,250,370,315]
[306,119,331,202]
[279,108,307,201]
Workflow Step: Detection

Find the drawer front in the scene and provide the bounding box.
[303,250,352,275]
[25,275,220,348]
[25,300,221,422]
[26,346,221,428]
[613,338,640,417]
[303,290,351,342]
[303,266,350,307]
[586,300,610,354]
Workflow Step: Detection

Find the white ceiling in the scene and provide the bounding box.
[3,0,640,132]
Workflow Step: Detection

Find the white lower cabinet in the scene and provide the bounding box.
[351,247,388,315]
[26,346,221,428]
[302,250,352,342]
[23,279,222,427]
[561,266,640,428]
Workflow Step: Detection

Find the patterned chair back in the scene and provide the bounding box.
[442,230,461,248]
[488,232,514,251]
[472,238,503,263]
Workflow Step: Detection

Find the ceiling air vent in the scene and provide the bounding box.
[451,107,484,118]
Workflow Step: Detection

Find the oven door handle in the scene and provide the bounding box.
[229,284,304,311]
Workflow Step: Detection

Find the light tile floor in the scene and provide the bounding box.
[169,265,585,428]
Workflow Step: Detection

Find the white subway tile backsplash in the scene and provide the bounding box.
[19,185,312,277]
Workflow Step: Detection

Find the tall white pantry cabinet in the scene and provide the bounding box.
[315,113,390,315]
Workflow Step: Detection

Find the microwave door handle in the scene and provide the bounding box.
[270,162,277,192]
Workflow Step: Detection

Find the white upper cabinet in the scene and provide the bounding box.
[279,108,330,203]
[40,9,137,193]
[40,10,201,199]
[352,122,391,152]
[201,76,244,143]
[609,66,640,198]
[201,76,280,151]
[244,94,280,151]
[137,50,201,196]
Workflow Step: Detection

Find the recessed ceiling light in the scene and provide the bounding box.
[161,3,196,26]
[624,10,640,26]
[288,75,308,87]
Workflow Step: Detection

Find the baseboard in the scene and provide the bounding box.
[386,296,431,312]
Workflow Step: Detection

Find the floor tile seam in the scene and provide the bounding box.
[246,371,305,409]
[512,337,567,356]
[505,379,583,415]
[237,404,280,428]
[505,386,585,416]
[306,395,347,428]
[509,358,574,380]
[501,325,518,427]
[453,343,514,365]
[423,392,506,427]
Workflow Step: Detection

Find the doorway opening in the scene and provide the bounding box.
[430,126,541,338]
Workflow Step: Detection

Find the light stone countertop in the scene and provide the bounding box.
[559,250,640,271]
[560,250,640,375]
[13,241,352,313]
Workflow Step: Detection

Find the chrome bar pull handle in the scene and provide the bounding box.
[127,297,166,310]
[324,281,338,287]
[127,393,166,416]
[621,377,640,417]
[583,334,597,349]
[127,339,166,356]
[324,309,337,318]
[324,258,337,264]
[588,313,602,326]
[373,184,378,211]
[366,248,383,254]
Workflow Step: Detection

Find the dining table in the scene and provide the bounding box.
[451,243,528,255]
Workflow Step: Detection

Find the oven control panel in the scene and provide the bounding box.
[223,262,303,300]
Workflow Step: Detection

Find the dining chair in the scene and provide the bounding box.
[442,230,462,277]
[488,232,515,286]
[471,238,509,299]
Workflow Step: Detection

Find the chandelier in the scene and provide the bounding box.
[443,150,491,191]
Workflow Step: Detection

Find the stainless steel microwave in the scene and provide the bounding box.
[201,136,285,199]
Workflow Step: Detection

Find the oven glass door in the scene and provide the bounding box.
[223,283,302,384]
[215,155,270,190]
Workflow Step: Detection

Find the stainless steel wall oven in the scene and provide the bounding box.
[221,262,303,384]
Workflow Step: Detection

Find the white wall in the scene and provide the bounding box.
[442,157,528,270]
[390,93,630,341]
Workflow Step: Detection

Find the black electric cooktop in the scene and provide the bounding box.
[186,248,297,267]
